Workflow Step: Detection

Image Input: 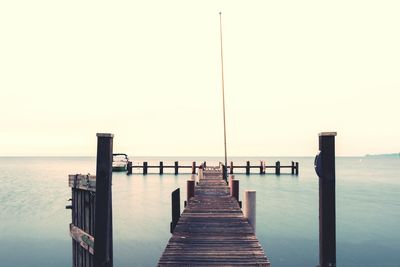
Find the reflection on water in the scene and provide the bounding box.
[0,157,399,267]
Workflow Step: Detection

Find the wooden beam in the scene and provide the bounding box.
[68,174,96,192]
[70,224,94,255]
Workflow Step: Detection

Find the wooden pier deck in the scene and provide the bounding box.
[158,167,270,266]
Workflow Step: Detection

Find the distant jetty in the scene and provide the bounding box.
[365,153,400,158]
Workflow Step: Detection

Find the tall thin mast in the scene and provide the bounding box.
[219,12,228,177]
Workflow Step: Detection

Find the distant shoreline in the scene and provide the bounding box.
[365,153,400,158]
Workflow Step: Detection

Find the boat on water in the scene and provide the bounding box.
[112,153,129,172]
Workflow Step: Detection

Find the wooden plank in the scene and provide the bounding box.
[69,174,96,192]
[70,224,94,255]
[159,167,270,266]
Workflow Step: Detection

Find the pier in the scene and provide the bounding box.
[127,160,299,175]
[158,167,270,266]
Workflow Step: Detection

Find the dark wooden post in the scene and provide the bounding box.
[94,133,113,267]
[191,161,196,174]
[259,161,263,174]
[143,162,148,175]
[275,161,280,175]
[291,161,295,175]
[296,162,299,175]
[230,161,233,174]
[170,188,180,233]
[174,161,179,175]
[246,161,250,175]
[160,161,163,175]
[187,180,195,201]
[203,161,207,168]
[316,132,337,267]
[222,164,227,182]
[231,180,239,202]
[127,161,132,175]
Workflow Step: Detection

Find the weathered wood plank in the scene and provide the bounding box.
[158,167,270,266]
[70,224,94,255]
[68,174,96,192]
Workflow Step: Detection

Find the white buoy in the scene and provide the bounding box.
[244,190,256,231]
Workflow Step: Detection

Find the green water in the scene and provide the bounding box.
[0,157,399,266]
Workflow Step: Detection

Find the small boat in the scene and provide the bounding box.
[112,153,129,172]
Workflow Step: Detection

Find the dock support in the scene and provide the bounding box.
[246,161,250,175]
[275,161,280,175]
[191,161,196,174]
[229,161,233,174]
[316,132,337,267]
[143,162,148,175]
[244,190,256,231]
[94,133,114,267]
[295,162,299,175]
[291,161,295,175]
[174,161,179,175]
[170,188,180,233]
[222,164,227,181]
[187,180,195,202]
[160,161,163,175]
[127,161,132,175]
[260,161,265,174]
[231,180,239,202]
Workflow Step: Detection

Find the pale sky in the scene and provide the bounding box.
[1,1,399,156]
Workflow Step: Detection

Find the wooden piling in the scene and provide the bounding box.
[275,161,280,175]
[143,162,148,175]
[127,161,132,175]
[170,188,180,233]
[317,132,337,267]
[191,161,196,174]
[94,133,113,267]
[229,161,234,174]
[295,162,299,175]
[244,190,256,231]
[187,180,195,201]
[160,161,163,175]
[231,180,239,201]
[174,161,179,175]
[291,161,295,175]
[246,161,250,175]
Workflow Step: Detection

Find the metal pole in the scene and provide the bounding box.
[219,12,228,180]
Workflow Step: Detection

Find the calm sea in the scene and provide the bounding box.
[0,156,399,267]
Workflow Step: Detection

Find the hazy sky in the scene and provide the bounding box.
[1,1,399,156]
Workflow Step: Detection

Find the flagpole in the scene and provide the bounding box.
[219,12,228,180]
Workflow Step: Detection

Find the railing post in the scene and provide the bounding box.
[230,161,234,174]
[244,190,256,231]
[174,161,179,175]
[187,180,195,202]
[160,161,163,175]
[231,180,239,202]
[143,162,148,175]
[191,161,196,174]
[259,161,263,174]
[170,188,180,233]
[127,161,132,175]
[94,133,114,267]
[296,162,299,175]
[291,161,295,175]
[246,161,250,175]
[315,132,337,267]
[275,161,280,175]
[222,164,227,181]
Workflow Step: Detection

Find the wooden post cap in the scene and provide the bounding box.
[96,133,114,138]
[318,132,337,137]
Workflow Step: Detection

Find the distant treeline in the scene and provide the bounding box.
[365,153,400,158]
